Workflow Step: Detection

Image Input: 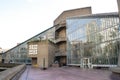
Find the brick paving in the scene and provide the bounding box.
[19,66,120,80]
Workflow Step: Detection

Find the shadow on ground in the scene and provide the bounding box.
[110,73,120,80]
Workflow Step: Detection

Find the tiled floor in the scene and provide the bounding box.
[19,66,120,80]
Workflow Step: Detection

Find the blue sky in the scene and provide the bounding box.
[0,0,118,49]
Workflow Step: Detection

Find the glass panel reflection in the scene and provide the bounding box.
[67,14,120,68]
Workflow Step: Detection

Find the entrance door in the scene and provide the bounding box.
[32,58,37,67]
[82,58,91,68]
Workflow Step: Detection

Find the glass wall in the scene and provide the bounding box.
[66,14,120,68]
[4,27,55,64]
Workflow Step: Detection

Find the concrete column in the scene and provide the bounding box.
[118,55,120,67]
[117,0,120,67]
[117,0,120,15]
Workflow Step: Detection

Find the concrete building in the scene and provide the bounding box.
[27,7,92,67]
[54,7,92,66]
[4,5,120,70]
[28,39,56,68]
[3,7,92,68]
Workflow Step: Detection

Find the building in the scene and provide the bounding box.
[4,26,55,64]
[28,39,56,68]
[54,7,92,66]
[66,12,120,68]
[4,5,120,69]
[0,48,8,63]
[3,7,92,67]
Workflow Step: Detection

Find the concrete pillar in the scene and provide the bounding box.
[118,55,120,67]
[117,0,120,16]
[117,0,120,67]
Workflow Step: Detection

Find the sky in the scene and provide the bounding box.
[0,0,118,49]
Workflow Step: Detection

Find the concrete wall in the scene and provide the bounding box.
[48,41,56,67]
[0,64,26,80]
[54,7,92,25]
[37,40,49,68]
[58,28,66,38]
[58,42,66,51]
[28,40,56,68]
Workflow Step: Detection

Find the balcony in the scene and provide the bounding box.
[55,50,66,57]
[55,37,66,43]
[55,22,66,31]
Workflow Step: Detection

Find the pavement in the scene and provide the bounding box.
[19,66,120,80]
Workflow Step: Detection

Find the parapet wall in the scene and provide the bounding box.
[54,7,92,25]
[0,64,26,80]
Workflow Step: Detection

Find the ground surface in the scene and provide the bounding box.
[19,66,120,80]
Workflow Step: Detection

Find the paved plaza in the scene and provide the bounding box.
[19,66,120,80]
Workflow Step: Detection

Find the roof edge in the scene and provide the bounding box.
[54,6,92,24]
[4,26,55,53]
[67,12,119,19]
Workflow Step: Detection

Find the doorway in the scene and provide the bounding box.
[82,58,91,68]
[32,58,37,67]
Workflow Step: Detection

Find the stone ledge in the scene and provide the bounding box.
[110,67,120,74]
[0,64,26,80]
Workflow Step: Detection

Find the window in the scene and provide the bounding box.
[29,45,38,54]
